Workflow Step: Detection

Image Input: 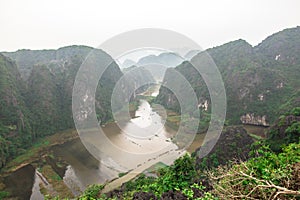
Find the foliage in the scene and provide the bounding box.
[156,27,300,129]
[196,126,254,170]
[0,53,32,169]
[0,191,9,200]
[210,142,300,199]
[79,184,105,200]
[291,107,300,116]
[106,154,217,199]
[86,111,299,199]
[0,47,125,170]
[142,154,196,196]
[266,107,300,152]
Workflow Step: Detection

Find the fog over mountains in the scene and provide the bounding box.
[0,26,299,169]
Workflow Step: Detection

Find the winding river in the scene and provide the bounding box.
[29,86,187,198]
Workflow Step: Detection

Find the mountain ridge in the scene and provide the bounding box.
[156,26,300,130]
[0,47,124,169]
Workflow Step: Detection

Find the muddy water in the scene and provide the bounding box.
[51,139,110,195]
[24,103,268,199]
[50,97,181,195]
[30,170,55,200]
[20,85,204,198]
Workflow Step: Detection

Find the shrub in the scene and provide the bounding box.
[211,142,300,199]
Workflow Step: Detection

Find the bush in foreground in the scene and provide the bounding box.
[209,142,300,199]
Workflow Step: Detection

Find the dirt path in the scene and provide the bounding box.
[102,150,185,193]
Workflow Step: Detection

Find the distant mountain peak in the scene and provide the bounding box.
[255,26,300,64]
[121,59,136,69]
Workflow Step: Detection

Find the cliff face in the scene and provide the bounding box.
[122,65,155,98]
[0,46,125,168]
[26,64,62,136]
[156,27,300,129]
[0,54,32,167]
[0,46,159,169]
[240,113,269,126]
[4,46,124,127]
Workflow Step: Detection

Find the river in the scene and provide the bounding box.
[58,99,184,195]
[29,86,187,198]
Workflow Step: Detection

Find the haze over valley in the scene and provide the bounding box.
[1,0,300,198]
[0,25,299,199]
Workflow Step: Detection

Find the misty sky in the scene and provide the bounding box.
[1,0,299,52]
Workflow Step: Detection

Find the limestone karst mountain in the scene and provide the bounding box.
[156,27,300,131]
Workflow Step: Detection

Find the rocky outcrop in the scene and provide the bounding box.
[198,100,209,111]
[240,113,269,126]
[195,126,254,169]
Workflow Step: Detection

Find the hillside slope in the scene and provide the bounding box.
[0,46,125,169]
[0,54,32,168]
[156,27,300,129]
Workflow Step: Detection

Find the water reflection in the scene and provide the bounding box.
[52,98,180,195]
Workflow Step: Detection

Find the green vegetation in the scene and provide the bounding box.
[78,185,106,200]
[118,172,128,178]
[0,27,300,199]
[3,129,76,172]
[125,154,196,196]
[156,27,300,130]
[41,165,73,198]
[0,53,33,169]
[211,142,300,199]
[196,126,254,169]
[75,108,300,200]
[76,142,299,199]
[0,46,125,170]
[78,154,217,200]
[0,191,9,199]
[4,107,296,200]
[247,132,263,140]
[266,107,300,152]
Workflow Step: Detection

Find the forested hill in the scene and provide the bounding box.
[0,46,124,169]
[156,26,300,130]
[0,54,32,168]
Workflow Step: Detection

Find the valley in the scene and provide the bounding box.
[0,26,299,200]
[0,87,182,199]
[0,87,268,199]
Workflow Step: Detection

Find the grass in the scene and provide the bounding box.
[118,172,128,178]
[186,133,206,153]
[41,165,73,198]
[0,129,79,198]
[165,110,181,130]
[243,125,267,138]
[33,140,50,148]
[3,129,78,173]
[0,191,9,199]
[248,132,264,140]
[144,162,168,173]
[39,183,48,196]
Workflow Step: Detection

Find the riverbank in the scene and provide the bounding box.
[0,83,269,199]
[0,93,183,199]
[2,129,78,174]
[0,129,78,199]
[101,149,186,193]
